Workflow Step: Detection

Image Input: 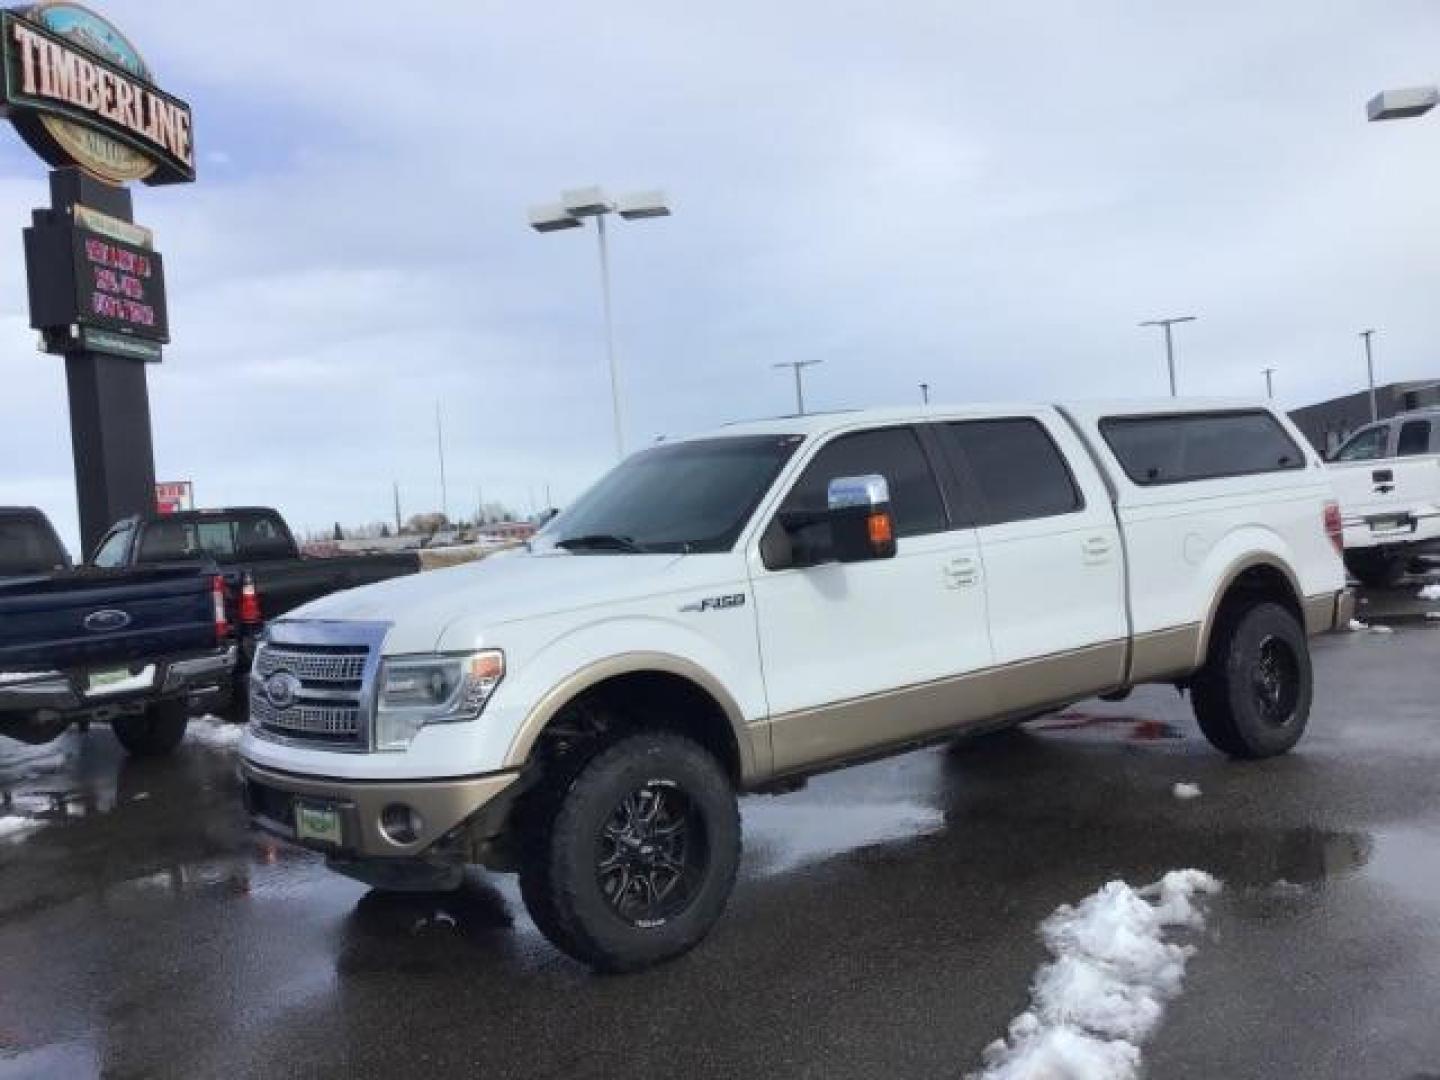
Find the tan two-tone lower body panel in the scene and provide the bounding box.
[764,640,1127,778]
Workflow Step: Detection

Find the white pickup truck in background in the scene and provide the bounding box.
[239,399,1350,971]
[1325,409,1440,587]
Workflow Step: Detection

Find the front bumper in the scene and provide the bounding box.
[0,646,236,717]
[239,756,519,859]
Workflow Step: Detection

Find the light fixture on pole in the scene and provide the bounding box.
[1261,367,1276,400]
[773,360,823,416]
[1360,329,1379,421]
[1367,86,1438,121]
[920,382,930,405]
[1139,315,1197,397]
[528,186,671,458]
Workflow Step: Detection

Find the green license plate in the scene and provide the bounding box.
[294,801,343,846]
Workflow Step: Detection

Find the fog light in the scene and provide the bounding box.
[379,803,424,845]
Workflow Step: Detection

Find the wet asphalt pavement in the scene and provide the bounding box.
[3,597,1440,1079]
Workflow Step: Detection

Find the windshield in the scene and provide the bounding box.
[539,435,802,554]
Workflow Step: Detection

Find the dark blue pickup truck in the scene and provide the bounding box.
[0,507,235,756]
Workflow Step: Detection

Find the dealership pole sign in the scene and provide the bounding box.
[2,2,195,554]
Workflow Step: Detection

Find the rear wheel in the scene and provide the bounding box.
[1192,602,1312,759]
[1344,549,1407,589]
[517,730,740,972]
[111,701,189,757]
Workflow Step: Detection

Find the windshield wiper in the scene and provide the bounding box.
[553,534,650,554]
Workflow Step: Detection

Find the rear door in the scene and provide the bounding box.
[938,412,1126,695]
[749,424,994,773]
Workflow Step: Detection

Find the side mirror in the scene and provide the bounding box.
[827,475,897,562]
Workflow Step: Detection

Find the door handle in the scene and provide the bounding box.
[944,556,978,588]
[1082,536,1112,563]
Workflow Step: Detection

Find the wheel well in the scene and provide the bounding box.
[533,670,743,784]
[1209,563,1303,649]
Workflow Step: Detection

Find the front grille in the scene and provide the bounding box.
[250,623,388,751]
[255,647,365,685]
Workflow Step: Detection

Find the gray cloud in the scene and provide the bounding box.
[2,0,1438,549]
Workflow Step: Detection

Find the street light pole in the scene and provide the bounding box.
[1139,316,1197,397]
[528,187,671,459]
[920,382,930,405]
[435,400,448,521]
[593,213,622,459]
[1262,367,1276,400]
[1360,329,1378,421]
[773,360,823,415]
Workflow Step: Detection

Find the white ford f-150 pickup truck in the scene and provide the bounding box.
[1324,409,1440,587]
[240,400,1351,971]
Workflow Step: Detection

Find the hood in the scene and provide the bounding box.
[282,549,687,654]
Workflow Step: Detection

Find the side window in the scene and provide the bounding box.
[195,521,237,558]
[947,419,1081,524]
[1102,411,1306,484]
[1397,420,1432,457]
[778,427,947,557]
[1333,425,1389,462]
[92,527,131,568]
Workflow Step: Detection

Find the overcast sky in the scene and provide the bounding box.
[3,1,1438,550]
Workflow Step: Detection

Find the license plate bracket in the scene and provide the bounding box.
[86,665,155,695]
[294,800,344,846]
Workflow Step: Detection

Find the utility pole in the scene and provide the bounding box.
[773,359,823,416]
[1360,329,1378,421]
[1262,367,1276,400]
[435,400,448,521]
[1139,316,1198,397]
[920,382,930,405]
[393,481,401,535]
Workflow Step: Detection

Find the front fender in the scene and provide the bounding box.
[496,616,768,784]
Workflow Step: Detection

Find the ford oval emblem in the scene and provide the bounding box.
[264,671,302,711]
[83,609,131,632]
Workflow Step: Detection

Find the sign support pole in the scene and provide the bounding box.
[46,168,157,556]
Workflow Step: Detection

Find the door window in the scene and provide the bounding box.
[1333,425,1389,462]
[1397,420,1432,457]
[91,527,131,568]
[946,419,1082,524]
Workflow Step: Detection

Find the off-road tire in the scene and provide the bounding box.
[517,731,741,972]
[111,701,189,757]
[1192,601,1312,759]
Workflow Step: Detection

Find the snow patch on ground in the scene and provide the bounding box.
[970,869,1222,1080]
[188,718,244,749]
[1172,783,1201,800]
[1427,612,1440,622]
[1418,583,1440,601]
[0,814,43,841]
[1369,624,1395,635]
[1347,618,1368,631]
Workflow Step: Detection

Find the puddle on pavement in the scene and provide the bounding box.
[1031,711,1187,741]
[742,798,946,876]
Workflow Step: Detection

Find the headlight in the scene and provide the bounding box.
[374,650,504,751]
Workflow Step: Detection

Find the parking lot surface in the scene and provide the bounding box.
[3,619,1440,1079]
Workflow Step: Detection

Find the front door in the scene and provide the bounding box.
[748,425,994,774]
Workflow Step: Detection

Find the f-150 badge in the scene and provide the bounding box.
[680,593,746,613]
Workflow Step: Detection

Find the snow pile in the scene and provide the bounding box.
[188,719,244,749]
[0,815,43,841]
[971,870,1222,1080]
[1347,618,1368,631]
[1172,783,1201,800]
[1369,624,1395,635]
[1418,583,1440,601]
